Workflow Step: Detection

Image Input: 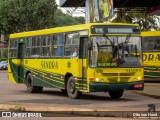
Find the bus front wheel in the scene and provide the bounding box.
[26,73,43,93]
[108,90,124,99]
[67,77,82,99]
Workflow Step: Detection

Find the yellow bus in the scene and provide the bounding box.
[142,31,160,81]
[8,23,144,99]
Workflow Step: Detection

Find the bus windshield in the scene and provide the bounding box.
[89,36,142,68]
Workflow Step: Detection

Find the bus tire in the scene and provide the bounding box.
[67,77,82,99]
[108,90,124,99]
[26,73,43,93]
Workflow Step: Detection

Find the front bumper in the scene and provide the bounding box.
[89,81,144,92]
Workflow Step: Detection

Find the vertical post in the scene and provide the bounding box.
[1,33,4,58]
[85,0,90,23]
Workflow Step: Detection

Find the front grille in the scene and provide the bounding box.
[119,73,135,76]
[108,77,130,83]
[102,73,118,76]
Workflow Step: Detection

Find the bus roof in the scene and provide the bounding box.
[141,31,160,36]
[10,23,139,39]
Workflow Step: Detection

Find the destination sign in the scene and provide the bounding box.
[108,28,133,33]
[97,62,117,67]
[95,28,104,34]
[91,25,140,34]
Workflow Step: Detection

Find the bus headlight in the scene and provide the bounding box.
[96,78,99,81]
[96,78,104,82]
[138,77,141,80]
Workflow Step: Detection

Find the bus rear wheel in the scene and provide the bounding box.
[108,90,124,99]
[67,77,82,99]
[27,73,43,93]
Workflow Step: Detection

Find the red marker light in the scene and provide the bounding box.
[134,84,143,88]
[89,78,94,81]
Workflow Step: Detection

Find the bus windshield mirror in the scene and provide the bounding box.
[88,40,92,50]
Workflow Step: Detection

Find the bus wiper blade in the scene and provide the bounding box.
[125,34,131,44]
[103,34,113,45]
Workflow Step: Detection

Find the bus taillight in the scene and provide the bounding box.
[134,84,143,88]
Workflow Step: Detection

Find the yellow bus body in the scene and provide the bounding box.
[142,31,160,80]
[8,23,144,98]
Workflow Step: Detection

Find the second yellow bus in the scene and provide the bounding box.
[142,31,160,81]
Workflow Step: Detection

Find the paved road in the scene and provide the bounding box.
[0,71,160,113]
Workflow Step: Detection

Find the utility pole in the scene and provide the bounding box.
[0,33,4,58]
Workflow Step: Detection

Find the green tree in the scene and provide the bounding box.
[2,48,8,58]
[55,9,85,27]
[0,47,8,60]
[112,9,160,31]
[74,16,85,24]
[136,15,160,31]
[0,0,57,36]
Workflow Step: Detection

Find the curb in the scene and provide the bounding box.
[133,91,160,99]
[0,70,7,72]
[0,103,159,118]
[0,104,142,118]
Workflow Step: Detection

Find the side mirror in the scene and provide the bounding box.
[88,41,92,50]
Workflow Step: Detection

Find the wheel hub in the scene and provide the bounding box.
[69,81,75,93]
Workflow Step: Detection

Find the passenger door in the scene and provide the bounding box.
[17,41,25,83]
[79,36,88,90]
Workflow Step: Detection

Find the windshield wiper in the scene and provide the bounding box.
[124,34,131,44]
[103,34,113,46]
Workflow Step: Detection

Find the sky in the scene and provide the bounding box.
[55,0,66,13]
[55,0,59,4]
[55,0,85,17]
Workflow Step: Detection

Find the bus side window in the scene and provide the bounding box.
[148,44,154,50]
[64,33,79,57]
[10,39,18,58]
[25,37,31,58]
[143,38,151,51]
[52,34,64,57]
[31,36,41,57]
[154,39,160,50]
[41,35,51,57]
